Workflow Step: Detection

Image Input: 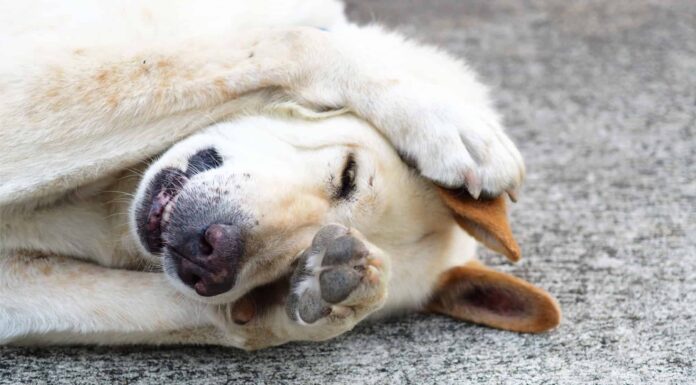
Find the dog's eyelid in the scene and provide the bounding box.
[333,152,358,200]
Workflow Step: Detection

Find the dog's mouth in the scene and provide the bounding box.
[142,168,188,253]
[137,148,224,254]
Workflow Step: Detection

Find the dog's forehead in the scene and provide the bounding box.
[204,115,391,154]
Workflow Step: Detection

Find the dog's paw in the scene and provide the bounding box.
[286,224,388,329]
[389,93,525,199]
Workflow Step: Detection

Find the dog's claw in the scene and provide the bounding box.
[506,188,518,203]
[464,170,482,199]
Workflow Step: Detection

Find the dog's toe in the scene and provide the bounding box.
[322,235,369,266]
[297,289,331,324]
[287,224,387,325]
[320,266,362,303]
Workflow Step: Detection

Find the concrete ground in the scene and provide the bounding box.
[1,1,694,384]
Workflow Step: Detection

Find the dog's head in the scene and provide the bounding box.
[130,114,559,332]
[131,115,446,301]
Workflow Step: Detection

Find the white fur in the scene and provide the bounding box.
[0,0,523,348]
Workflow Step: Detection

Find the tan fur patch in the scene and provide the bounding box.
[427,260,561,333]
[436,187,521,261]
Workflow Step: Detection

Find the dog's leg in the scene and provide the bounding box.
[0,224,389,349]
[0,198,127,267]
[0,252,222,345]
[265,24,526,198]
[1,31,288,209]
[2,25,521,210]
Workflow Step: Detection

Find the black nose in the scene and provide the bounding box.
[172,224,244,297]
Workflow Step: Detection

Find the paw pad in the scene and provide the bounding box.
[287,224,385,324]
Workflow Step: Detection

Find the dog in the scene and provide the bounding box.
[0,0,560,349]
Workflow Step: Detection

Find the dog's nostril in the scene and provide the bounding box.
[177,259,203,288]
[171,223,243,296]
[198,237,213,256]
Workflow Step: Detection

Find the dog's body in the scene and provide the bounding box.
[0,1,559,349]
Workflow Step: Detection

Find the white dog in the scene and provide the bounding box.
[0,0,560,349]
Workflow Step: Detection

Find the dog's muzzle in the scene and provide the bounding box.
[135,147,251,297]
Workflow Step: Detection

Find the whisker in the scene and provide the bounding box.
[102,190,137,198]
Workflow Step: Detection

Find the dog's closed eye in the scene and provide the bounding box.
[334,152,357,200]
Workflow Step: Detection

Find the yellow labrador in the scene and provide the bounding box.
[0,0,559,349]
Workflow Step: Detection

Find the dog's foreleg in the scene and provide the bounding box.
[0,252,224,346]
[0,30,317,209]
[0,198,122,266]
[287,24,526,197]
[0,225,392,349]
[2,25,522,210]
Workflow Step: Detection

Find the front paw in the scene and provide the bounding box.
[286,224,389,329]
[395,96,525,199]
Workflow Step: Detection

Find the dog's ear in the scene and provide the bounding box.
[426,260,561,333]
[435,187,520,262]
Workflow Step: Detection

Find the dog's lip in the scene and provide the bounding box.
[145,190,177,247]
[141,168,188,253]
[138,148,224,254]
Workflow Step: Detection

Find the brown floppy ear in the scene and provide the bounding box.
[427,260,561,333]
[435,187,520,262]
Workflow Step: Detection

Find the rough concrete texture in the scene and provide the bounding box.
[1,0,694,384]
